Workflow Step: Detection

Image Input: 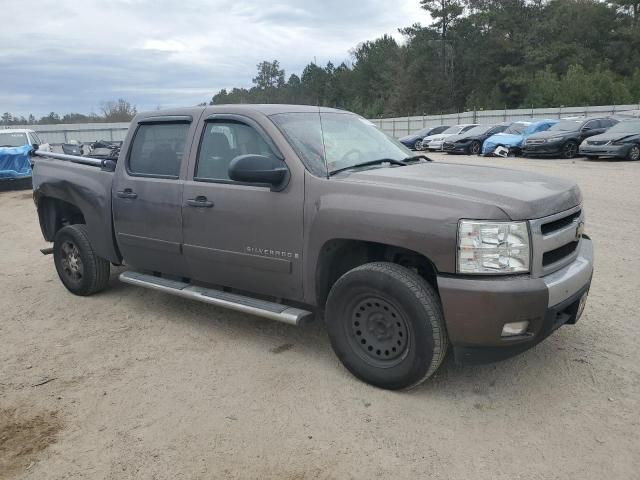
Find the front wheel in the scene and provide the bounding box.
[468,140,482,155]
[413,140,422,151]
[628,145,640,161]
[53,224,110,296]
[562,141,578,159]
[325,262,448,390]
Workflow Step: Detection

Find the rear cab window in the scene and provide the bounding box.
[128,123,190,178]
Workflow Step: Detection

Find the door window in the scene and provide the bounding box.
[195,121,273,181]
[128,123,190,178]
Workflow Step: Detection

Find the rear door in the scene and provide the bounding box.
[112,115,197,276]
[181,114,305,300]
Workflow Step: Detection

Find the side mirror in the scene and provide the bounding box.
[32,143,40,151]
[228,154,289,191]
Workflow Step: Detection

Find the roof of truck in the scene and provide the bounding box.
[136,104,350,120]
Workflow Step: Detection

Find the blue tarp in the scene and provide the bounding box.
[0,144,32,179]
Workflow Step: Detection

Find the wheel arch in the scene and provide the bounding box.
[314,238,439,308]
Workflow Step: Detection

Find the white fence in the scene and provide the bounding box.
[5,104,640,144]
[369,104,640,138]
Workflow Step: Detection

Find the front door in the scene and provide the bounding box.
[112,117,195,276]
[181,115,304,300]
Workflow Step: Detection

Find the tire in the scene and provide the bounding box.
[628,145,640,161]
[468,140,481,155]
[325,262,448,390]
[562,140,578,159]
[413,140,422,151]
[53,224,110,296]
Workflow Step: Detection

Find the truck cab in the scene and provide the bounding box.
[32,105,593,390]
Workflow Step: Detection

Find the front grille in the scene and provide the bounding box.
[587,140,607,146]
[529,206,584,277]
[543,241,579,266]
[541,210,581,235]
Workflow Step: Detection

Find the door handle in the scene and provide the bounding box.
[187,196,214,208]
[116,189,137,199]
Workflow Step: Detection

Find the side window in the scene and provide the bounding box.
[128,123,190,178]
[31,132,43,144]
[584,120,599,130]
[196,121,273,181]
[461,125,475,133]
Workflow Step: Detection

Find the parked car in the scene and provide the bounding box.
[442,123,511,155]
[31,105,593,390]
[399,126,450,151]
[422,124,479,151]
[0,129,49,185]
[482,120,558,156]
[579,119,640,161]
[523,117,618,159]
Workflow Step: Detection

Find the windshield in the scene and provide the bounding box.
[503,123,529,135]
[0,131,29,147]
[270,112,411,176]
[607,120,640,133]
[463,125,493,136]
[440,125,464,135]
[549,120,583,131]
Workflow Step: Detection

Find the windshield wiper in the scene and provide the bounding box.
[329,158,407,176]
[402,154,433,163]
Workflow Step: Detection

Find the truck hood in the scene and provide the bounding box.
[341,162,581,220]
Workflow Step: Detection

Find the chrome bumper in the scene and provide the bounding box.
[543,237,593,307]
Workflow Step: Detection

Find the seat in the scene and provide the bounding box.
[148,143,179,176]
[198,132,233,180]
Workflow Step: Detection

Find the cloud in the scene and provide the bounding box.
[0,0,429,117]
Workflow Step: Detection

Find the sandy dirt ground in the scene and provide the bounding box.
[1,154,639,479]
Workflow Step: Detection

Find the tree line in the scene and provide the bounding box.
[1,99,137,126]
[211,0,640,118]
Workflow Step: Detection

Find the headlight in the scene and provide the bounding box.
[457,220,530,274]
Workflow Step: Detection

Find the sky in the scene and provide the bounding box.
[0,0,429,118]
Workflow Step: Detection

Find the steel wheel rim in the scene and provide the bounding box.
[60,241,83,282]
[346,295,410,368]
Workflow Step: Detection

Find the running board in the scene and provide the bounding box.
[119,271,312,326]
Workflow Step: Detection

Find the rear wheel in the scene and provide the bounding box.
[53,225,110,296]
[628,145,640,161]
[413,140,422,151]
[325,262,447,390]
[468,140,481,155]
[562,141,578,159]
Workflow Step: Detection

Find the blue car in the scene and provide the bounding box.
[482,120,559,156]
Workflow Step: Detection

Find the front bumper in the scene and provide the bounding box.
[442,142,469,153]
[427,141,445,150]
[579,144,631,158]
[522,142,563,156]
[437,237,593,365]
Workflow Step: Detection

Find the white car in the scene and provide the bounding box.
[0,128,50,151]
[422,124,479,151]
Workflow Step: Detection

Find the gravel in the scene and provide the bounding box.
[1,153,638,479]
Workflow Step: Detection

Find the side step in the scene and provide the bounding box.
[119,271,313,326]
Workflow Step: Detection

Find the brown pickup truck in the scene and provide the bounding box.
[31,105,593,389]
